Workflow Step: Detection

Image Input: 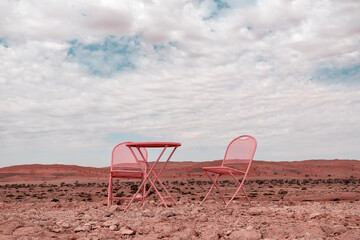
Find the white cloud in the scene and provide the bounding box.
[0,0,359,167]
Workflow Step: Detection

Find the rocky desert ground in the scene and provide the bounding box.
[0,160,359,240]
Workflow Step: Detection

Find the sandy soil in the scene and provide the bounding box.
[1,177,359,240]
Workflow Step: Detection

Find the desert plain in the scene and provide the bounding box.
[0,159,359,240]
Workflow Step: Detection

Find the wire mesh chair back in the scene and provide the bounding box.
[111,142,147,171]
[222,135,257,168]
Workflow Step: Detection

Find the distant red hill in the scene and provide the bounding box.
[0,159,359,182]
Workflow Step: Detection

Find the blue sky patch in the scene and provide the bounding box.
[153,41,178,50]
[203,0,230,20]
[67,35,141,77]
[312,65,360,85]
[214,0,230,10]
[152,41,180,61]
[168,41,179,48]
[0,38,9,48]
[153,43,166,51]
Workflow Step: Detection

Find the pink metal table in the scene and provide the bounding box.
[125,142,181,211]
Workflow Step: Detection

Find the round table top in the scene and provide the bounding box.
[126,142,181,148]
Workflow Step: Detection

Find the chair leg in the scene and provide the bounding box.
[145,176,169,208]
[137,177,146,208]
[226,173,249,207]
[124,176,148,212]
[241,187,251,206]
[146,171,177,206]
[142,177,146,207]
[126,174,168,211]
[158,179,177,205]
[209,173,227,204]
[107,175,113,207]
[200,173,226,205]
[200,173,217,206]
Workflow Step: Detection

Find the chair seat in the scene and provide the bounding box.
[202,166,246,175]
[111,170,143,179]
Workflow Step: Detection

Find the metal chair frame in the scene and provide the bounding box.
[107,142,148,207]
[200,135,257,207]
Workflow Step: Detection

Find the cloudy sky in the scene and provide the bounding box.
[0,0,359,168]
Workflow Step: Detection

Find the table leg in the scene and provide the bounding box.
[139,146,170,208]
[142,147,178,206]
[128,145,178,208]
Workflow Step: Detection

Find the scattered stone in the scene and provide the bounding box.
[109,224,118,231]
[138,225,153,235]
[119,226,134,235]
[82,214,93,220]
[2,221,24,235]
[321,224,348,236]
[172,227,198,239]
[74,225,91,232]
[198,214,208,222]
[303,232,324,240]
[104,212,113,217]
[49,227,63,233]
[333,224,347,234]
[12,226,42,236]
[249,207,262,216]
[340,228,360,239]
[165,211,176,217]
[142,209,154,217]
[229,228,262,240]
[309,212,321,219]
[61,222,71,228]
[108,205,120,213]
[103,219,118,227]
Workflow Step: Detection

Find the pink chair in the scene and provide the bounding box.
[107,142,148,206]
[200,135,257,207]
